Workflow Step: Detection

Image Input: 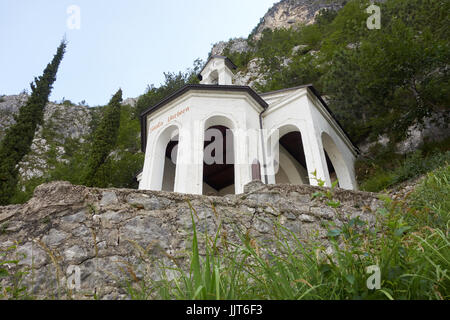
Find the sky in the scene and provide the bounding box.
[0,0,276,106]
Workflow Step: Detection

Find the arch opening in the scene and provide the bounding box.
[206,70,219,85]
[324,149,338,187]
[150,125,179,192]
[202,115,236,196]
[321,132,353,189]
[162,134,178,191]
[202,125,235,195]
[268,126,310,185]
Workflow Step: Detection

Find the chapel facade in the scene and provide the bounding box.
[138,56,358,195]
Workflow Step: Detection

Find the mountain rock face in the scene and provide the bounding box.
[210,0,344,55]
[0,94,140,182]
[0,180,381,299]
[0,94,89,141]
[210,38,251,56]
[251,0,345,39]
[233,58,268,88]
[209,0,345,86]
[0,94,29,139]
[122,97,137,108]
[0,94,96,181]
[359,112,450,155]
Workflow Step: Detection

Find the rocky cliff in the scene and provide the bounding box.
[0,94,137,182]
[210,1,345,87]
[210,0,344,55]
[0,94,95,181]
[0,181,381,299]
[251,0,345,40]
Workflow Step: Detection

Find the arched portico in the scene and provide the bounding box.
[148,124,180,191]
[321,132,356,190]
[275,147,308,184]
[202,115,237,195]
[266,123,310,185]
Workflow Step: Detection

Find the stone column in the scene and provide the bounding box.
[309,138,332,187]
[139,121,153,190]
[233,126,256,194]
[174,120,204,195]
[264,132,278,185]
[302,123,332,188]
[232,128,243,194]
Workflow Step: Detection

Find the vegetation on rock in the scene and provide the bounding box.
[224,0,449,145]
[82,89,123,187]
[1,0,448,203]
[0,40,66,205]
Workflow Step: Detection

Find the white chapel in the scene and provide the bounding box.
[138,55,358,195]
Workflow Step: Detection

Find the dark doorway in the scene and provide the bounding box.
[202,125,235,195]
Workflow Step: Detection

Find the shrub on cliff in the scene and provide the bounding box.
[82,89,123,187]
[0,40,66,205]
[247,0,449,145]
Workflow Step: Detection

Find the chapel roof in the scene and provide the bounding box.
[139,82,358,154]
[140,84,268,152]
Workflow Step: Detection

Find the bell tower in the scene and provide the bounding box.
[198,55,237,85]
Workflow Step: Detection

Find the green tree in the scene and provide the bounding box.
[0,40,66,205]
[82,89,123,187]
[322,0,450,143]
[91,104,144,188]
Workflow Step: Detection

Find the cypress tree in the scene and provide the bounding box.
[83,89,122,187]
[0,40,67,205]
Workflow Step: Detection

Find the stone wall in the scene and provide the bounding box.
[0,181,382,299]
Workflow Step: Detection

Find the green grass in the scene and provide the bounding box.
[124,165,449,300]
[0,244,31,300]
